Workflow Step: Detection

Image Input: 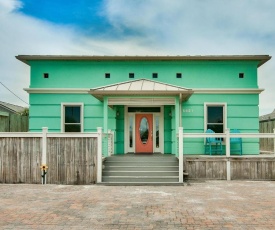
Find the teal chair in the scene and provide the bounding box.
[205,129,223,155]
[230,129,242,155]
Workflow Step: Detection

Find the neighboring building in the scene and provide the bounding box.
[0,101,26,115]
[260,109,275,122]
[259,109,275,153]
[0,101,29,132]
[16,55,271,155]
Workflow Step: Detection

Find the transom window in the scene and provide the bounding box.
[62,104,83,132]
[205,103,227,134]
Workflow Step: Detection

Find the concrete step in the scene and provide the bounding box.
[103,166,179,171]
[98,182,184,186]
[106,155,177,162]
[102,176,179,183]
[102,171,179,176]
[104,161,178,166]
[102,154,180,184]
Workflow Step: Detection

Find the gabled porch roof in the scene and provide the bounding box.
[89,79,194,102]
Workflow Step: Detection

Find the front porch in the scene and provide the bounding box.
[98,128,275,184]
[90,79,193,155]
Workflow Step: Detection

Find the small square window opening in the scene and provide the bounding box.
[239,73,244,78]
[129,73,134,78]
[105,73,110,78]
[152,73,158,78]
[44,73,49,78]
[176,73,182,78]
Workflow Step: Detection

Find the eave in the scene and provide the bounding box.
[16,55,271,67]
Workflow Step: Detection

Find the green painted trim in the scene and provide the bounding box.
[103,97,108,133]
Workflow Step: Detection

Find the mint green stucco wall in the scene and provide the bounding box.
[29,60,258,89]
[29,94,116,132]
[182,94,259,154]
[27,59,261,155]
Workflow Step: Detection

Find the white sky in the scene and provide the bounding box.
[0,0,274,115]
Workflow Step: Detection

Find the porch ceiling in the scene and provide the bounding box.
[89,79,194,102]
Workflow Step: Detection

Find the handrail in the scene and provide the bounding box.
[0,132,99,138]
[181,133,275,138]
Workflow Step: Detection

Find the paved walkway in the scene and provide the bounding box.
[0,181,275,229]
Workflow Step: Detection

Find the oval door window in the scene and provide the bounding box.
[139,117,149,144]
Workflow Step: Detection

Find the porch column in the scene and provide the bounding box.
[174,97,180,156]
[175,97,180,132]
[103,97,108,133]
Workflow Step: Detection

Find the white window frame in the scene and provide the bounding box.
[61,103,84,133]
[204,102,227,133]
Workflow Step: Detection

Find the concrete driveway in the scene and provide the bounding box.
[0,181,275,229]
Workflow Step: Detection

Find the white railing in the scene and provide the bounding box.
[178,127,275,182]
[97,127,103,183]
[108,129,115,157]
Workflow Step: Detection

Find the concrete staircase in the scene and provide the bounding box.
[102,154,182,185]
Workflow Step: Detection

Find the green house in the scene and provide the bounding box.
[17,55,271,155]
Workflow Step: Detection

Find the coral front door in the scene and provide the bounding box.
[135,114,153,153]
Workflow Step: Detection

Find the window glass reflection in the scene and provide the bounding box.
[155,116,159,148]
[139,117,149,144]
[129,116,133,148]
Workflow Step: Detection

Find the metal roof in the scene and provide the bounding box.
[16,55,271,67]
[0,101,26,114]
[260,109,275,121]
[90,79,194,101]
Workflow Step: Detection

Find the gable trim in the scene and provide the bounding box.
[24,88,264,95]
[108,97,175,105]
[24,88,90,94]
[194,88,264,94]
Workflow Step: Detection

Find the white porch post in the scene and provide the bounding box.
[175,97,180,156]
[225,128,231,181]
[41,127,48,184]
[273,128,275,156]
[103,97,108,133]
[225,128,230,157]
[178,127,183,183]
[97,127,103,183]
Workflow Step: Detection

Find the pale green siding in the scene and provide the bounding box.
[29,60,259,89]
[27,59,262,155]
[115,106,124,154]
[164,106,172,154]
[182,94,259,154]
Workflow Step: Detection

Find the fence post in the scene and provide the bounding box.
[41,127,48,184]
[178,127,183,183]
[273,128,275,156]
[97,127,103,183]
[225,128,230,157]
[225,128,231,181]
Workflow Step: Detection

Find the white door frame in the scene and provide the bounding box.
[124,106,164,154]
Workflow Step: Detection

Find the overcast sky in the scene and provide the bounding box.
[0,0,274,115]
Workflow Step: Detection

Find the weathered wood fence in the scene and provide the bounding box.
[0,131,100,184]
[259,119,275,153]
[0,113,29,132]
[179,127,275,181]
[184,156,275,180]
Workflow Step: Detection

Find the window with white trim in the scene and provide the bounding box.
[62,104,83,132]
[205,103,226,133]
